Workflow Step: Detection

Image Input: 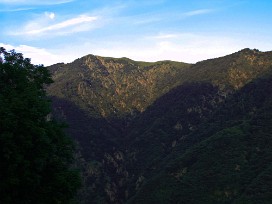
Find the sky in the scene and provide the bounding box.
[0,0,272,66]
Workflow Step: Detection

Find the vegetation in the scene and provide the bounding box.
[0,48,81,204]
[128,75,272,204]
[46,48,272,203]
[2,47,272,203]
[47,54,191,118]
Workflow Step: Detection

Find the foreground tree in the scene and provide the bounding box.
[0,48,81,204]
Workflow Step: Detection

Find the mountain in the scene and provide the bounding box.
[47,55,190,118]
[46,48,272,203]
[47,48,272,118]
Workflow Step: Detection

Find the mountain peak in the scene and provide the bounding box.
[238,48,260,54]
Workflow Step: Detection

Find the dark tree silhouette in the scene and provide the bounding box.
[0,47,81,204]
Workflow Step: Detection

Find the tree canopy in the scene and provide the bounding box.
[0,47,81,204]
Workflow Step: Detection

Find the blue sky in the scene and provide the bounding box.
[0,0,272,65]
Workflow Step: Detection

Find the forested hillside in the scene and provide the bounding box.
[47,56,190,118]
[128,75,272,204]
[46,48,272,203]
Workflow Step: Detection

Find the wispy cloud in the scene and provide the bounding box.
[0,0,74,5]
[151,33,179,39]
[134,16,162,25]
[12,14,98,36]
[132,8,213,25]
[0,7,33,12]
[25,15,97,35]
[184,9,213,17]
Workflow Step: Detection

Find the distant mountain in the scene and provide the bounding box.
[47,49,272,203]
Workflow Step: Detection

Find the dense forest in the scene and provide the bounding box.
[1,47,272,203]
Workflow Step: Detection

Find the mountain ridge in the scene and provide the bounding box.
[47,53,191,118]
[47,48,272,119]
[46,48,272,203]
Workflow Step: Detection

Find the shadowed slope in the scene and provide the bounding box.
[46,49,272,203]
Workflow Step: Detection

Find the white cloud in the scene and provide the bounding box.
[2,32,271,67]
[1,33,245,66]
[0,7,33,12]
[26,15,97,35]
[45,12,55,20]
[12,15,98,36]
[134,16,162,25]
[151,33,179,39]
[131,8,213,26]
[89,33,258,63]
[0,43,76,65]
[184,9,213,17]
[0,0,74,5]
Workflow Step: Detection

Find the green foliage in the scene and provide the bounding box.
[0,48,81,204]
